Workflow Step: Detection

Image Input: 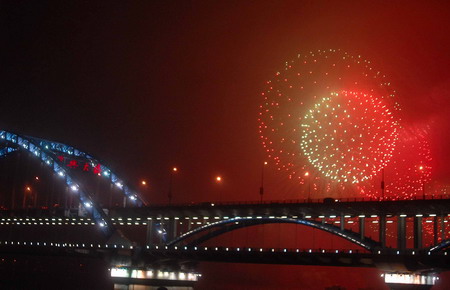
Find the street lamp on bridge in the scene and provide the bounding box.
[22,186,34,209]
[168,167,178,204]
[418,165,426,199]
[304,171,311,202]
[260,161,267,203]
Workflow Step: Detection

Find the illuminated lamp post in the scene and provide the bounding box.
[139,180,148,205]
[23,186,32,209]
[304,171,311,202]
[260,161,268,203]
[168,167,177,204]
[419,165,425,199]
[215,176,222,202]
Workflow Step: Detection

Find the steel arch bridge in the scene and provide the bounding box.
[166,216,380,251]
[0,130,145,237]
[2,130,450,254]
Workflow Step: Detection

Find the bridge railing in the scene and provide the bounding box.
[141,193,450,208]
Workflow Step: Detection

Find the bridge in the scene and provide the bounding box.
[0,130,449,288]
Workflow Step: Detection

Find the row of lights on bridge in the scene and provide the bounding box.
[0,240,447,257]
[0,241,448,256]
[0,213,447,224]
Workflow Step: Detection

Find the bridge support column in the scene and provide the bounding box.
[440,216,445,242]
[340,214,344,231]
[379,215,386,249]
[166,219,178,242]
[433,216,438,245]
[414,217,422,249]
[146,220,154,247]
[174,219,178,239]
[359,217,365,241]
[397,216,406,250]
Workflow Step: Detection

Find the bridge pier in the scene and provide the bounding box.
[379,215,386,249]
[166,219,178,241]
[359,217,365,241]
[397,216,406,250]
[173,219,178,239]
[340,214,344,231]
[433,216,438,245]
[146,220,154,246]
[440,215,445,242]
[414,216,422,249]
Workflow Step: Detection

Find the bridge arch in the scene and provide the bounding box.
[0,130,118,236]
[0,131,145,206]
[167,217,380,251]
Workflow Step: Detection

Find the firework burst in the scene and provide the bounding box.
[258,49,401,197]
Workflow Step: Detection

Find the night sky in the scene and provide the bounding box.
[2,1,450,203]
[1,1,450,288]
